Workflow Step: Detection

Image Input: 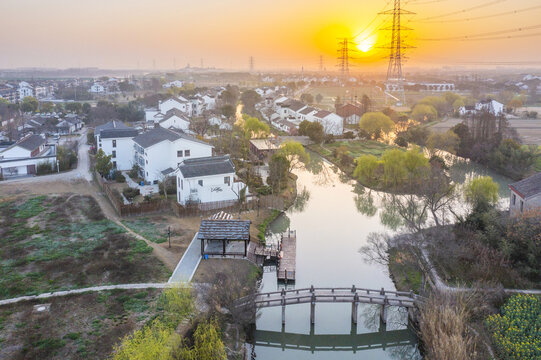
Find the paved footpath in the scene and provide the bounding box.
[168,232,202,283]
[0,283,168,306]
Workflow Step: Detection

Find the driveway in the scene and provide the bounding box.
[169,233,202,283]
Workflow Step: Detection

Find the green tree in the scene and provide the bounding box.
[95,149,113,176]
[426,131,459,158]
[361,94,371,113]
[82,102,91,114]
[277,141,310,173]
[315,93,323,104]
[40,101,54,113]
[268,153,289,191]
[359,112,394,139]
[300,93,314,104]
[412,104,438,122]
[488,139,536,180]
[452,98,465,113]
[242,114,269,139]
[220,104,235,120]
[464,176,499,208]
[419,96,447,115]
[298,120,324,143]
[179,319,227,360]
[20,96,38,113]
[353,154,381,187]
[112,320,176,360]
[65,102,83,113]
[160,284,194,327]
[240,90,261,116]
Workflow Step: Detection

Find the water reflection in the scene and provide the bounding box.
[291,187,311,213]
[354,189,378,217]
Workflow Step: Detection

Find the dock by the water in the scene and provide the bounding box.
[277,230,296,282]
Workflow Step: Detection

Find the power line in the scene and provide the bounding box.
[406,0,449,5]
[419,23,541,41]
[353,0,392,38]
[416,4,541,23]
[413,0,507,22]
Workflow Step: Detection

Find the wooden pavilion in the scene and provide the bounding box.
[198,219,251,257]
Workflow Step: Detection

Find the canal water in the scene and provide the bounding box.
[250,153,511,359]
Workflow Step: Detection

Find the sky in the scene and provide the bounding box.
[1,0,541,71]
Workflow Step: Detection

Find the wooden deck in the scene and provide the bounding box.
[277,230,296,282]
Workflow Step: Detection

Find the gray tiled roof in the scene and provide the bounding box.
[100,128,139,139]
[161,108,189,122]
[178,155,235,178]
[16,134,45,151]
[133,126,211,149]
[509,172,541,199]
[299,107,316,115]
[197,220,251,240]
[95,120,129,136]
[314,110,332,118]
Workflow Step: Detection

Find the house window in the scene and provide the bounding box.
[112,140,117,148]
[520,200,524,212]
[512,193,516,205]
[198,180,203,186]
[224,176,230,186]
[184,150,191,157]
[177,150,183,157]
[112,161,117,168]
[146,160,148,164]
[177,177,180,187]
[112,150,116,158]
[181,180,183,190]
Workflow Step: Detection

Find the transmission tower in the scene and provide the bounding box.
[380,0,414,105]
[249,56,254,72]
[337,38,356,80]
[319,55,324,72]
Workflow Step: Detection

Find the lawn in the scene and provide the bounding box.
[0,289,164,360]
[121,218,169,244]
[0,195,170,300]
[309,140,395,159]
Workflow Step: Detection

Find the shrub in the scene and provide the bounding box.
[486,294,541,360]
[342,131,355,139]
[122,187,140,201]
[36,162,55,175]
[114,171,126,183]
[128,164,141,179]
[394,136,408,147]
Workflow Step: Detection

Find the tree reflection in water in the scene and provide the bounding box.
[290,186,311,213]
[353,185,378,217]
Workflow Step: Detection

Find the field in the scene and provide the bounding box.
[0,289,164,360]
[309,139,394,159]
[0,194,170,300]
[192,258,260,285]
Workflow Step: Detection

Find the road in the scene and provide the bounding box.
[430,117,541,145]
[168,232,202,283]
[1,129,92,184]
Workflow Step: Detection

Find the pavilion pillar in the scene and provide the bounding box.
[200,238,204,256]
[222,239,226,256]
[244,239,247,257]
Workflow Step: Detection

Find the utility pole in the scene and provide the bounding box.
[319,55,324,72]
[249,56,254,73]
[168,226,171,248]
[337,38,356,81]
[380,0,415,105]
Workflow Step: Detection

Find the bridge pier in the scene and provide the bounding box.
[281,288,286,325]
[380,296,388,325]
[351,293,359,324]
[310,299,316,325]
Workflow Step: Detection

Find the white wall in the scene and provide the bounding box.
[159,99,192,115]
[101,137,134,171]
[510,189,541,215]
[176,171,241,205]
[160,115,190,131]
[1,145,32,159]
[140,138,213,183]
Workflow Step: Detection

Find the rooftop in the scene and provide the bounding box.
[197,219,251,241]
[95,120,129,136]
[100,128,139,139]
[178,155,235,178]
[250,138,279,151]
[16,134,46,151]
[509,172,541,199]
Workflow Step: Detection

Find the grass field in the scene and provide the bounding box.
[121,218,169,244]
[0,289,164,360]
[309,139,395,159]
[0,195,170,300]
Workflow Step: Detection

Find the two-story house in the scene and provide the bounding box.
[175,155,245,207]
[133,126,213,184]
[0,134,56,177]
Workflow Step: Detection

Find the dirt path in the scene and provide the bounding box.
[0,283,169,306]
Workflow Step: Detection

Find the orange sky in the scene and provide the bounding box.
[1,0,541,70]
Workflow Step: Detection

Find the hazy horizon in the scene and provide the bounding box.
[2,0,541,71]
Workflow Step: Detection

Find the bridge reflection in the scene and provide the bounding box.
[253,326,417,353]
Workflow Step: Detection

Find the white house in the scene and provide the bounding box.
[89,83,105,94]
[56,120,76,135]
[159,97,193,116]
[133,126,213,184]
[163,80,184,88]
[476,99,505,115]
[175,155,245,206]
[159,109,191,131]
[509,173,541,215]
[95,120,130,145]
[99,127,139,171]
[311,110,344,135]
[0,134,56,178]
[18,81,33,101]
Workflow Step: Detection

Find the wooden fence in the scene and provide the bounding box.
[94,170,285,218]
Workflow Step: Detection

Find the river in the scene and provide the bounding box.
[249,153,511,360]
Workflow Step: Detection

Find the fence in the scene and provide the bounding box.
[95,170,286,218]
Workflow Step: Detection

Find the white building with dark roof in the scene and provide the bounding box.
[175,155,245,207]
[0,134,56,178]
[509,172,541,215]
[158,108,190,131]
[133,126,213,183]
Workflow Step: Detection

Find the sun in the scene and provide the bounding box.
[355,35,376,53]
